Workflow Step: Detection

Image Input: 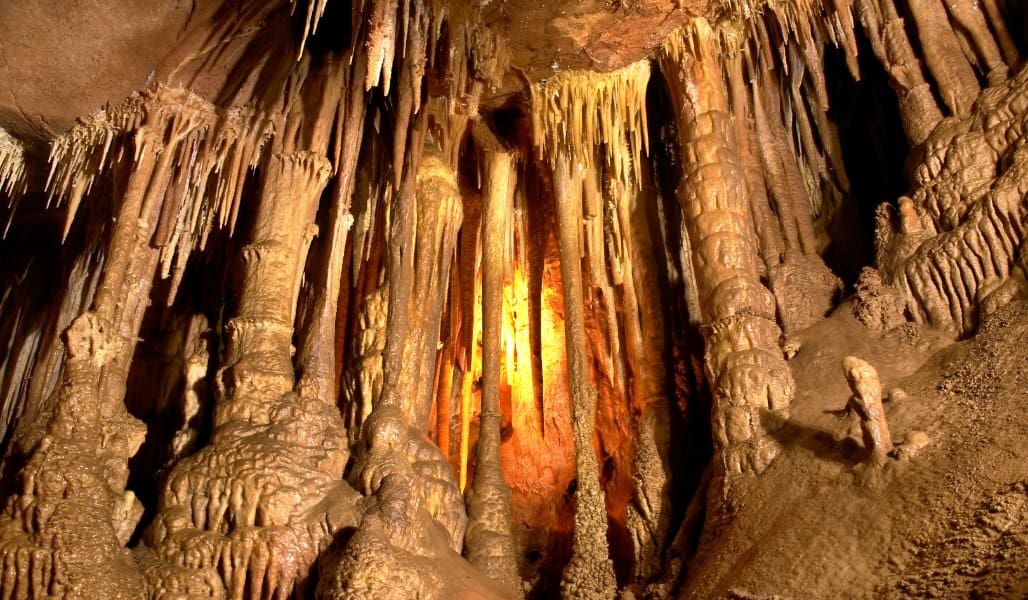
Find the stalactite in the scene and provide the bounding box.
[340,121,391,448]
[328,101,474,596]
[703,6,849,333]
[405,150,465,533]
[905,0,980,117]
[943,0,1007,83]
[292,0,331,58]
[332,13,510,593]
[409,146,470,435]
[0,128,26,233]
[750,68,809,256]
[298,56,368,404]
[457,192,483,495]
[458,280,482,494]
[854,0,943,144]
[434,335,456,462]
[531,60,650,198]
[465,143,521,595]
[727,51,784,268]
[979,0,1021,68]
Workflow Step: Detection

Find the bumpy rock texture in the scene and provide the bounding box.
[0,0,1025,598]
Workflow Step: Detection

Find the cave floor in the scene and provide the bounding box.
[681,299,1028,599]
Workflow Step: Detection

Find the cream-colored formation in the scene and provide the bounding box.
[878,69,1028,336]
[661,20,794,476]
[842,356,894,466]
[0,0,1024,597]
[0,128,26,230]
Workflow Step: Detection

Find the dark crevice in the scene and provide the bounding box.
[822,27,911,288]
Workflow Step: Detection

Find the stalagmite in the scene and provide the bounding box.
[841,356,894,465]
[662,19,793,475]
[297,57,368,404]
[876,66,1028,337]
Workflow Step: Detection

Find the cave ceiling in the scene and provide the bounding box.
[0,0,707,148]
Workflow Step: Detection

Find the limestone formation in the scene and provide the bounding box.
[0,0,1024,597]
[662,19,793,476]
[841,356,894,465]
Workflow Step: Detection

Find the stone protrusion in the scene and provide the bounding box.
[662,19,794,475]
[879,69,1028,337]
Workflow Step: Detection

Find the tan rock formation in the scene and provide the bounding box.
[841,356,894,465]
[662,19,793,476]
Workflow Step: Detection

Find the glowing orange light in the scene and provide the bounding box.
[459,266,483,493]
[502,264,539,436]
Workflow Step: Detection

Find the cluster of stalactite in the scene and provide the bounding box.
[0,0,1024,597]
[0,128,26,234]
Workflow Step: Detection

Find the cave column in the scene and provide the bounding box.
[726,51,784,267]
[464,146,521,594]
[216,149,330,426]
[905,0,980,116]
[855,0,944,144]
[94,101,212,413]
[661,19,794,475]
[553,153,618,598]
[607,148,672,583]
[149,87,358,597]
[407,153,464,431]
[349,120,469,554]
[0,101,216,598]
